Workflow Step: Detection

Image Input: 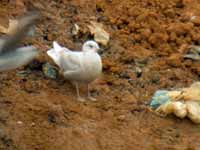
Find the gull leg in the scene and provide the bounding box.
[75,82,85,102]
[87,84,97,101]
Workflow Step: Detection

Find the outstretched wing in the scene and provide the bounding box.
[0,11,40,54]
[0,46,38,71]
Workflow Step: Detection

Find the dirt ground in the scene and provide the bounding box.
[0,0,200,149]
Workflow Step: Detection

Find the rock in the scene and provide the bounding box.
[184,54,200,60]
[47,33,54,41]
[48,112,57,123]
[135,67,142,78]
[42,63,58,79]
[167,53,182,67]
[15,0,25,8]
[164,9,175,18]
[188,45,200,53]
[17,121,23,125]
[191,16,200,26]
[16,70,31,78]
[87,21,110,46]
[184,45,200,60]
[117,115,126,121]
[151,75,160,84]
[178,44,189,54]
[72,24,80,35]
[1,135,13,147]
[30,122,36,127]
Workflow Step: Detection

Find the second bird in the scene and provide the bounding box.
[0,12,40,71]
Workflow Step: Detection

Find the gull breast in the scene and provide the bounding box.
[80,52,102,83]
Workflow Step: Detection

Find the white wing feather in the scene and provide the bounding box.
[47,41,82,72]
[60,51,82,71]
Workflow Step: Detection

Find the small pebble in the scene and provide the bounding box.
[17,121,23,125]
[30,122,35,127]
[16,70,31,78]
[135,67,142,78]
[117,115,126,121]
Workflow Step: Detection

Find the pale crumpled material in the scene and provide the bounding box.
[184,45,200,60]
[0,19,18,34]
[150,82,200,124]
[88,21,110,46]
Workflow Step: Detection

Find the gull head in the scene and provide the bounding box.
[82,40,100,52]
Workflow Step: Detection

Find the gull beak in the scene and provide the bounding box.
[98,48,104,55]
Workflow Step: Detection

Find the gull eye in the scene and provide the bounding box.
[89,45,93,48]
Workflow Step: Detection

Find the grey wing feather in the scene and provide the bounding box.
[0,46,38,71]
[0,11,40,54]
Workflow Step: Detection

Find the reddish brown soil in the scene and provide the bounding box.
[0,0,200,149]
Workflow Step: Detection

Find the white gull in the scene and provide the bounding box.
[47,40,102,102]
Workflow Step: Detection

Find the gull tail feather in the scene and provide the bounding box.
[53,41,63,53]
[47,48,60,66]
